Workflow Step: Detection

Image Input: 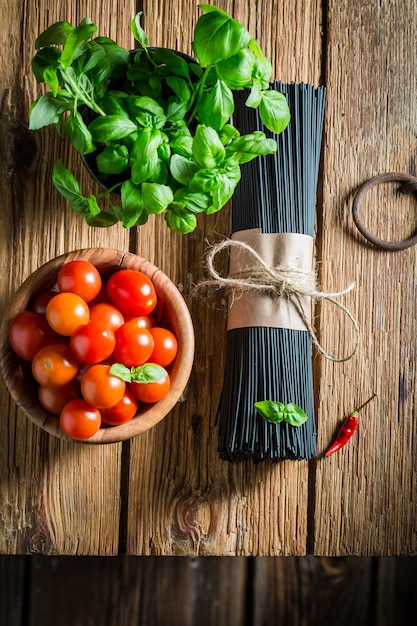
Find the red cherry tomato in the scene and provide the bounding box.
[31,290,58,314]
[46,292,90,336]
[100,389,138,426]
[112,323,154,367]
[89,302,125,331]
[70,320,116,364]
[80,364,126,409]
[57,259,102,303]
[38,382,79,414]
[125,314,155,329]
[106,269,157,317]
[130,373,170,403]
[32,343,78,387]
[149,327,178,367]
[8,311,55,361]
[60,399,101,440]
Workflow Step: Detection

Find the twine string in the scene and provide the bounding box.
[202,238,360,363]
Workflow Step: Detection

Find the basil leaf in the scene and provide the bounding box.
[97,92,130,117]
[29,93,70,129]
[283,403,309,427]
[209,170,240,212]
[31,47,61,82]
[193,6,252,65]
[96,144,129,174]
[52,161,89,214]
[142,182,174,214]
[86,210,119,227]
[227,131,277,164]
[197,80,234,130]
[254,401,285,424]
[109,363,132,382]
[165,76,191,102]
[65,110,96,154]
[170,154,199,184]
[34,21,74,48]
[254,401,309,427]
[249,39,273,87]
[165,205,197,233]
[43,66,60,96]
[94,37,130,65]
[245,82,262,108]
[192,125,225,168]
[60,22,98,67]
[259,90,291,134]
[89,115,138,141]
[130,96,166,129]
[174,188,210,213]
[215,49,256,89]
[166,98,188,123]
[119,180,146,227]
[131,12,149,49]
[152,49,191,77]
[218,124,240,145]
[131,128,162,184]
[131,363,168,384]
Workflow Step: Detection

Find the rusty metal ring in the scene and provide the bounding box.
[352,172,417,251]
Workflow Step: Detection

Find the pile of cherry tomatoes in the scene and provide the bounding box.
[8,259,178,440]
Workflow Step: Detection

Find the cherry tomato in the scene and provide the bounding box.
[70,320,116,364]
[125,314,155,329]
[100,389,138,426]
[80,364,126,409]
[60,399,101,440]
[38,382,79,414]
[31,290,57,314]
[8,311,55,361]
[89,302,125,331]
[149,327,178,367]
[112,323,154,367]
[130,373,170,403]
[107,269,157,317]
[32,343,78,387]
[57,259,102,303]
[46,292,90,336]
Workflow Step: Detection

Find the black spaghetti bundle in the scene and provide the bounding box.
[216,82,326,462]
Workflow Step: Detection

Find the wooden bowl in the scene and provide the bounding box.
[0,248,195,443]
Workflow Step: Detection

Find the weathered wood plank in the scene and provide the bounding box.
[0,1,132,554]
[125,0,323,556]
[375,557,417,625]
[252,556,373,625]
[314,0,417,555]
[0,556,27,626]
[27,556,248,626]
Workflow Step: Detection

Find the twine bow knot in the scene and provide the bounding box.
[203,238,360,363]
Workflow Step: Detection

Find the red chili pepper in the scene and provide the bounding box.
[325,393,376,456]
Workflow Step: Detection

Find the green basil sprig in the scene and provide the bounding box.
[29,5,290,233]
[110,363,168,384]
[254,401,309,427]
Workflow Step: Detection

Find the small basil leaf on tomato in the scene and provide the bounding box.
[109,363,132,382]
[130,363,168,384]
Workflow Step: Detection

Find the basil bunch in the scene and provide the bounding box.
[29,4,290,233]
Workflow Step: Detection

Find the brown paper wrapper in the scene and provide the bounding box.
[227,229,313,331]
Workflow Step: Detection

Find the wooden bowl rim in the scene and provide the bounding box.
[0,248,195,444]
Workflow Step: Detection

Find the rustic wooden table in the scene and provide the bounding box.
[1,0,416,556]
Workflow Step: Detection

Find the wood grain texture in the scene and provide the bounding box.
[314,0,417,555]
[1,0,416,557]
[125,0,323,556]
[0,1,132,554]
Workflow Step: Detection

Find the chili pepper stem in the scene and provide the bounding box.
[351,393,377,416]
